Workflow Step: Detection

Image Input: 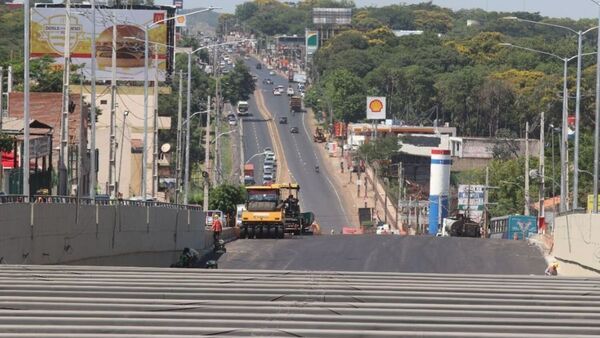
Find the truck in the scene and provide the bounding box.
[438,215,480,237]
[313,127,326,143]
[290,95,302,113]
[243,163,255,185]
[237,101,249,117]
[292,71,307,84]
[239,183,316,239]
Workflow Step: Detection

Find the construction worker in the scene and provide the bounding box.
[545,262,559,276]
[211,214,223,247]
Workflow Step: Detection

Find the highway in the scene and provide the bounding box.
[239,85,274,185]
[1,264,599,337]
[243,58,350,232]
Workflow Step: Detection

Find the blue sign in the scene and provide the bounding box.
[508,215,537,240]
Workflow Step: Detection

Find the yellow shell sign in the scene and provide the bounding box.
[366,96,386,120]
[369,99,383,112]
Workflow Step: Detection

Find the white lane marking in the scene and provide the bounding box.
[324,174,351,227]
[302,110,320,162]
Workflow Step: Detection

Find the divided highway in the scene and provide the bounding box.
[243,58,349,232]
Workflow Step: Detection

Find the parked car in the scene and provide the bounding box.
[286,87,294,96]
[290,126,299,133]
[279,116,288,124]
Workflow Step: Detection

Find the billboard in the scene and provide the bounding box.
[31,7,170,81]
[313,8,352,25]
[366,96,386,120]
[458,185,485,223]
[305,29,318,55]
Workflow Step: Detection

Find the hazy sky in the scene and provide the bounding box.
[154,0,600,19]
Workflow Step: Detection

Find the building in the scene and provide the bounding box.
[7,87,171,199]
[450,136,540,171]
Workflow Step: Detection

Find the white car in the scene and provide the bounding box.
[286,87,294,96]
[273,89,282,96]
[269,70,275,76]
[263,173,274,182]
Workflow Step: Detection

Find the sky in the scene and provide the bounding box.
[153,0,600,19]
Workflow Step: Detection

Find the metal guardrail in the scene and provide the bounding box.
[0,194,203,211]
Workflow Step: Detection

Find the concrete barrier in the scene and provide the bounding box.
[553,213,600,275]
[0,202,207,267]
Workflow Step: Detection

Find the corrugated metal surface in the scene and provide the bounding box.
[0,265,599,337]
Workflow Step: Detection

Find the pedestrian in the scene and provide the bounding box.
[340,161,344,173]
[211,214,223,246]
[545,262,559,276]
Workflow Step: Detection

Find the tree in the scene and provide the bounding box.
[221,60,256,104]
[209,184,246,220]
[0,133,13,152]
[357,135,400,162]
[322,68,365,122]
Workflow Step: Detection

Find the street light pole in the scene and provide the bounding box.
[574,31,583,210]
[143,7,219,201]
[594,3,600,213]
[184,52,192,205]
[23,0,30,198]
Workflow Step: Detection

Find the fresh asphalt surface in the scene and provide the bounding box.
[243,58,349,231]
[219,235,547,274]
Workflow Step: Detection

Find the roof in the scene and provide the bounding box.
[0,265,598,337]
[1,118,53,133]
[8,92,84,145]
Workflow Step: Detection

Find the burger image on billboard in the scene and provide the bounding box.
[96,25,149,68]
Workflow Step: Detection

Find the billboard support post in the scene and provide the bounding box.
[23,0,30,199]
[109,15,117,198]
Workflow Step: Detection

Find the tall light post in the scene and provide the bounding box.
[503,17,598,210]
[142,6,219,200]
[589,0,600,213]
[23,0,30,198]
[499,43,596,212]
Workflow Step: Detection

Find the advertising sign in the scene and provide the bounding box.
[305,29,318,55]
[31,7,169,81]
[175,14,186,27]
[366,96,386,120]
[458,185,485,222]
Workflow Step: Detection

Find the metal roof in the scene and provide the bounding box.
[0,265,599,337]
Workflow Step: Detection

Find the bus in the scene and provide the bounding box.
[489,215,537,240]
[237,101,249,116]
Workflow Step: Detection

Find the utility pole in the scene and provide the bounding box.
[152,48,159,199]
[108,15,117,198]
[77,68,84,198]
[539,112,545,231]
[183,53,191,205]
[59,0,71,196]
[24,0,30,198]
[0,67,3,130]
[213,47,221,185]
[525,121,530,216]
[483,166,489,238]
[203,95,211,211]
[90,0,97,200]
[396,163,403,231]
[175,69,183,203]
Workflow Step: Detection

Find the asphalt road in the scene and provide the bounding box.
[245,58,350,231]
[239,79,273,185]
[219,235,547,274]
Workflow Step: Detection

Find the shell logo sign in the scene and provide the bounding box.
[366,96,386,120]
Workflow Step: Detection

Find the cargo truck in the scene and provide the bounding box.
[243,163,255,185]
[290,96,302,113]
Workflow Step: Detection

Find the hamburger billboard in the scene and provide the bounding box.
[31,7,172,81]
